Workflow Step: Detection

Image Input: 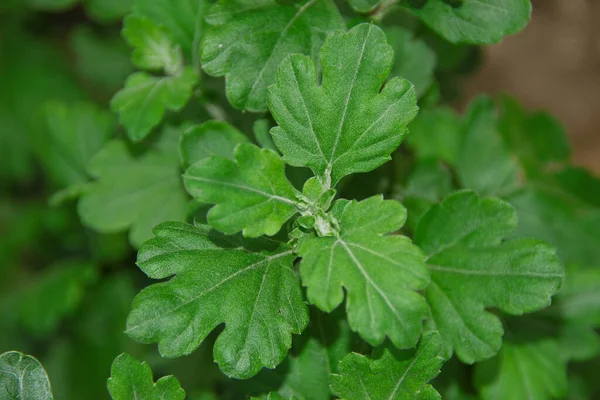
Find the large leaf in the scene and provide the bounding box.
[331,331,443,400]
[0,351,54,400]
[107,353,185,400]
[299,196,429,348]
[111,68,197,141]
[414,191,564,363]
[404,0,532,44]
[126,222,308,378]
[184,143,299,237]
[201,0,344,111]
[269,23,418,185]
[78,125,189,247]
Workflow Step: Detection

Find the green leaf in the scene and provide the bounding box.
[406,106,463,165]
[387,26,437,97]
[0,351,54,400]
[415,190,564,363]
[253,119,278,153]
[83,0,132,22]
[403,0,532,44]
[35,102,114,188]
[111,67,197,141]
[201,0,344,112]
[474,338,567,400]
[180,121,249,168]
[556,266,600,327]
[269,23,418,185]
[69,26,133,94]
[456,96,521,196]
[347,0,379,13]
[78,125,189,247]
[19,261,97,336]
[184,143,299,237]
[122,14,182,74]
[331,331,443,400]
[299,195,429,348]
[126,222,308,378]
[107,353,185,400]
[134,0,210,59]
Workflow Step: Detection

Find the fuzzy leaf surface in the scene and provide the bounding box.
[415,191,564,363]
[111,68,197,141]
[269,23,418,185]
[180,121,249,168]
[184,143,298,237]
[404,0,532,44]
[201,0,344,111]
[299,196,429,348]
[107,353,185,400]
[126,222,308,378]
[0,351,54,400]
[78,126,188,247]
[331,331,443,400]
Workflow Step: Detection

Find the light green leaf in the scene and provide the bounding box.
[184,143,299,237]
[0,351,54,400]
[134,0,210,59]
[331,331,443,400]
[406,106,464,165]
[387,26,437,97]
[456,96,521,196]
[83,0,132,22]
[474,338,567,400]
[111,67,197,141]
[180,120,249,168]
[269,23,418,185]
[253,119,278,153]
[415,191,564,363]
[201,0,344,112]
[36,102,114,188]
[404,0,532,44]
[299,195,429,348]
[19,261,97,336]
[122,14,182,73]
[107,353,185,400]
[127,222,308,378]
[69,26,133,93]
[78,125,189,247]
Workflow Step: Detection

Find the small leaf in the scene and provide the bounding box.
[347,0,379,13]
[111,68,197,141]
[126,222,308,378]
[474,338,567,400]
[201,0,344,111]
[269,23,418,185]
[78,125,189,247]
[122,14,182,73]
[331,331,444,400]
[180,120,249,168]
[107,353,185,400]
[299,196,429,348]
[0,351,54,400]
[403,0,532,44]
[184,143,299,237]
[415,190,564,363]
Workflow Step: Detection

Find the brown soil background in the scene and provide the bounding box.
[461,0,600,173]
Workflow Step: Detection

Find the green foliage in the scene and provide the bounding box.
[2,0,597,399]
[0,351,54,400]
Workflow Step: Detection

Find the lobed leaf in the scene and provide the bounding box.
[184,143,299,237]
[0,351,54,400]
[299,195,429,348]
[415,190,564,363]
[107,353,185,400]
[331,331,443,400]
[201,0,344,111]
[269,23,418,185]
[126,222,308,378]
